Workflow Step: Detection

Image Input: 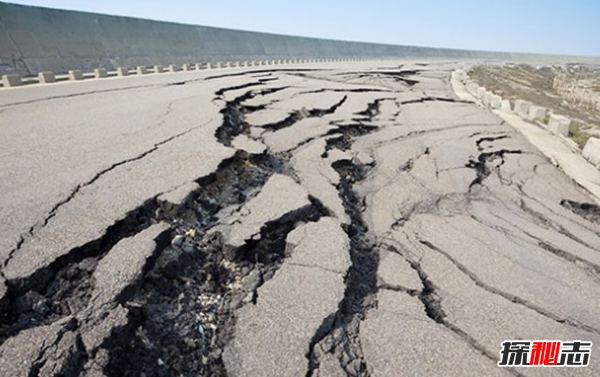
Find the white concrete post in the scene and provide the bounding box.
[483,91,494,106]
[547,114,570,136]
[94,68,107,78]
[2,74,22,87]
[500,100,512,113]
[514,100,532,118]
[527,106,547,122]
[476,87,486,99]
[582,138,600,167]
[69,70,84,81]
[38,71,55,84]
[490,95,502,109]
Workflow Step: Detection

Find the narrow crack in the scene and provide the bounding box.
[298,88,392,95]
[3,118,211,270]
[418,240,600,335]
[394,244,525,377]
[204,69,325,81]
[468,130,508,138]
[538,241,600,283]
[375,124,489,149]
[399,96,472,105]
[520,199,595,250]
[339,71,421,86]
[408,258,446,323]
[0,83,180,109]
[561,199,600,223]
[378,283,419,296]
[214,81,264,97]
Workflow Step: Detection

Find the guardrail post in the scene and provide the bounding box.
[94,68,107,78]
[547,114,570,136]
[2,74,22,87]
[69,70,83,81]
[38,71,55,84]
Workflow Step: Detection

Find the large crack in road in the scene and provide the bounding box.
[2,63,600,377]
[305,159,378,377]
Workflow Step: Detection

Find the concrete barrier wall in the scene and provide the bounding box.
[2,2,600,76]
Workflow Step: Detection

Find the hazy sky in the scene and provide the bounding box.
[8,0,600,56]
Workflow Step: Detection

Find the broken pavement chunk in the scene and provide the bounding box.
[223,217,350,377]
[285,217,350,274]
[0,317,77,377]
[158,181,201,208]
[87,222,170,308]
[216,174,311,249]
[377,250,423,291]
[231,134,267,154]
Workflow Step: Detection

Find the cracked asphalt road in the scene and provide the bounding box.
[1,61,600,376]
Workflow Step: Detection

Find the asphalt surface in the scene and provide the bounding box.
[1,61,599,377]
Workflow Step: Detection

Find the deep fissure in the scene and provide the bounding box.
[466,149,523,187]
[0,199,161,347]
[305,159,378,377]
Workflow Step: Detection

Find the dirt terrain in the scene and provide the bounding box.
[469,63,600,147]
